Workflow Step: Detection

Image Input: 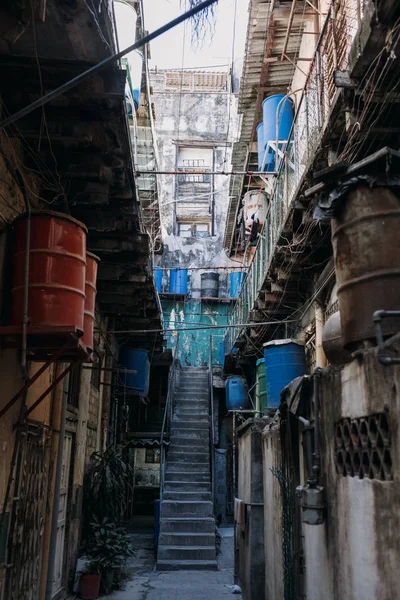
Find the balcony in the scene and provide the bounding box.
[225,0,367,354]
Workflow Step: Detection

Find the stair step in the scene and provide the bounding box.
[172,429,209,440]
[161,500,213,517]
[156,559,217,571]
[174,408,209,416]
[157,545,216,561]
[169,436,208,447]
[160,517,215,533]
[163,491,211,501]
[168,454,209,464]
[164,481,211,490]
[172,422,209,431]
[172,417,209,425]
[159,532,215,546]
[164,471,210,482]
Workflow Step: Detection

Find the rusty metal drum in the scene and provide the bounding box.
[82,252,100,351]
[332,186,400,348]
[11,211,87,331]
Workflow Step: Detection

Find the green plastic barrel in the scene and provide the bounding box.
[256,358,267,410]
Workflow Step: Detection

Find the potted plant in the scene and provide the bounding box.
[84,518,136,594]
[79,561,101,600]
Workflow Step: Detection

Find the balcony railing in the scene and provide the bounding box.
[226,0,361,352]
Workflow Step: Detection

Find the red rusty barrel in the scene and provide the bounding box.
[332,185,400,349]
[11,211,87,331]
[82,252,100,352]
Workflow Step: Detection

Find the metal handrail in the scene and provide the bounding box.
[209,336,215,513]
[159,333,180,508]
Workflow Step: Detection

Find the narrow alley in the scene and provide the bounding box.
[114,528,239,600]
[1,0,400,599]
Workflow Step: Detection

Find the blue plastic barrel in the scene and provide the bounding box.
[229,272,246,298]
[257,123,265,171]
[169,269,188,295]
[226,377,249,410]
[219,341,225,366]
[262,95,294,172]
[154,500,160,552]
[263,339,305,408]
[119,347,150,396]
[154,268,163,293]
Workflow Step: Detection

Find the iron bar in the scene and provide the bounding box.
[137,170,269,175]
[281,0,298,60]
[0,0,218,130]
[21,361,77,422]
[0,340,71,420]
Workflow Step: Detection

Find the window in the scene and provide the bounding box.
[145,448,160,463]
[177,147,212,184]
[63,363,81,409]
[178,222,210,238]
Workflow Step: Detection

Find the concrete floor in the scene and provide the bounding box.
[106,527,241,600]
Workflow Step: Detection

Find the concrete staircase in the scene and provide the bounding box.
[157,367,217,571]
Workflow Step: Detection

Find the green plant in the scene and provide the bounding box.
[82,446,133,539]
[84,518,136,593]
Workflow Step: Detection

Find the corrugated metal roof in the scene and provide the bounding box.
[224,0,313,253]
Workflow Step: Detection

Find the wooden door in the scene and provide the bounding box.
[52,432,73,598]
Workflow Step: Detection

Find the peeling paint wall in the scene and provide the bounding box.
[150,70,240,364]
[261,338,400,600]
[163,299,228,366]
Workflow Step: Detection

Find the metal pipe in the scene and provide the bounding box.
[281,0,298,60]
[0,0,218,130]
[22,362,76,422]
[209,335,215,513]
[373,310,400,364]
[44,364,69,600]
[21,193,31,381]
[313,368,322,484]
[104,318,297,335]
[137,170,275,175]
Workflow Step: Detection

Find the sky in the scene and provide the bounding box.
[141,0,249,72]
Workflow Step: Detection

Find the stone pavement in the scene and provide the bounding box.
[106,527,241,600]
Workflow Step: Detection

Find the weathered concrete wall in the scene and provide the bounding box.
[260,338,400,600]
[162,299,228,366]
[150,70,239,295]
[237,423,265,600]
[262,425,284,600]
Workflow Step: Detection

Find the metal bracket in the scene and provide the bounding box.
[373,310,400,365]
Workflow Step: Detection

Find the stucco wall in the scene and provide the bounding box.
[260,339,400,600]
[150,71,239,295]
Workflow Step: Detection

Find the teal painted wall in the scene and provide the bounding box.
[161,299,228,367]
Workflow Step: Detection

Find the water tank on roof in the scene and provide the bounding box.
[169,269,188,295]
[82,252,100,352]
[263,339,305,408]
[229,272,245,298]
[201,272,219,298]
[262,95,294,172]
[243,190,268,229]
[12,211,87,331]
[257,123,265,171]
[154,267,163,293]
[226,376,249,410]
[119,347,150,396]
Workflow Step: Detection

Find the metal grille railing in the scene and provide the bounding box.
[226,1,361,352]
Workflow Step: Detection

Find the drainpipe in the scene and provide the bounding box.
[44,364,68,600]
[315,302,327,368]
[14,172,31,382]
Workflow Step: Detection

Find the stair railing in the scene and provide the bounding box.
[159,333,180,509]
[209,336,215,513]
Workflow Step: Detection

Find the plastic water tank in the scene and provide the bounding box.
[256,358,267,410]
[257,123,265,171]
[243,190,268,229]
[219,341,225,366]
[12,211,87,331]
[229,272,245,298]
[262,95,294,172]
[263,339,305,408]
[169,269,188,295]
[119,347,150,396]
[154,268,163,293]
[201,272,219,298]
[226,377,249,410]
[82,252,100,352]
